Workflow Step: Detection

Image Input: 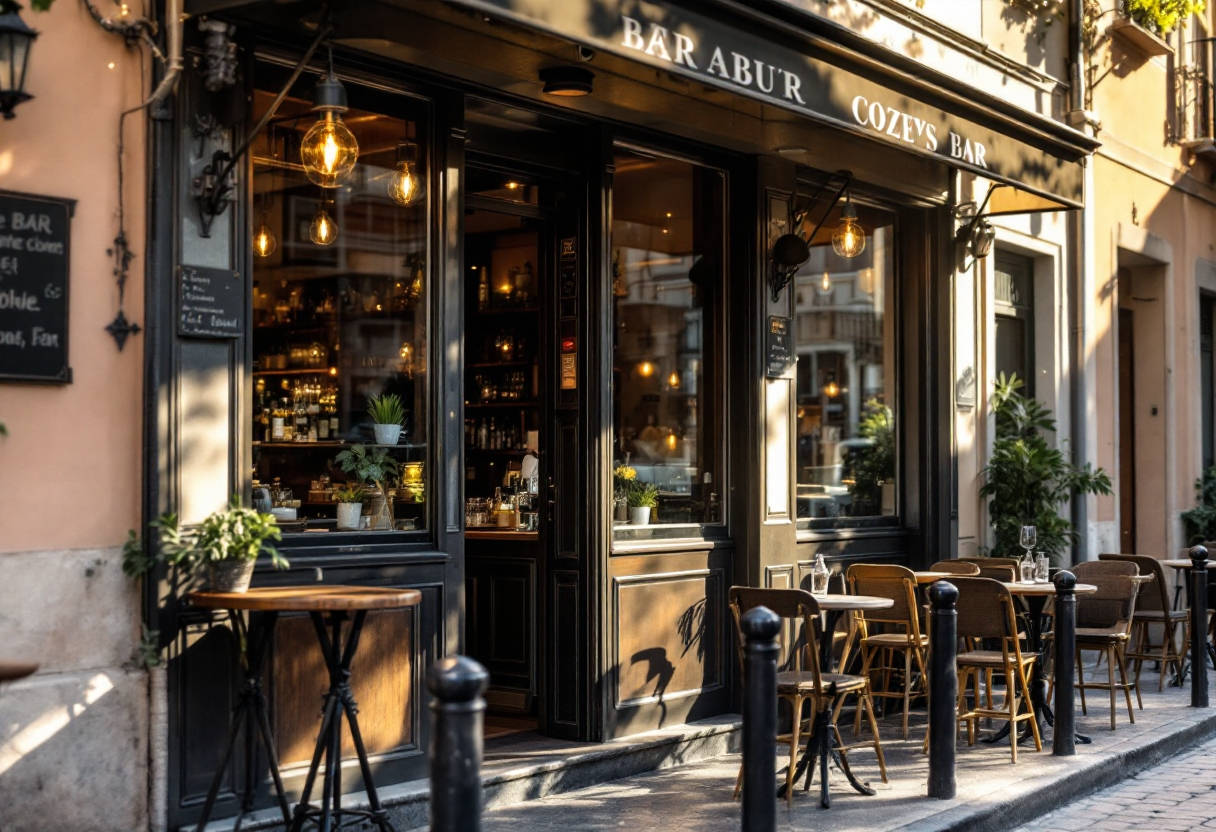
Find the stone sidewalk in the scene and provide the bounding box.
[450,664,1216,832]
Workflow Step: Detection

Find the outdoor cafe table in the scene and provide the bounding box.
[1161,558,1214,677]
[782,593,894,807]
[984,581,1098,747]
[188,585,421,832]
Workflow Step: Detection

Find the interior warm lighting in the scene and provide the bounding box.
[329,367,338,375]
[388,141,424,206]
[858,267,875,295]
[823,380,839,398]
[820,271,832,292]
[309,203,338,245]
[667,371,681,389]
[506,181,520,190]
[665,212,672,218]
[832,195,866,258]
[300,51,359,188]
[253,214,277,258]
[666,433,677,451]
[638,360,654,377]
[539,66,594,96]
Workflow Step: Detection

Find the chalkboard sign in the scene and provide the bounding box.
[0,191,74,384]
[766,315,794,378]
[179,265,243,338]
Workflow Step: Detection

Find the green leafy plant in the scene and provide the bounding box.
[980,374,1112,561]
[0,0,55,14]
[333,484,366,504]
[336,444,399,526]
[1125,0,1205,35]
[367,393,405,426]
[123,496,288,578]
[130,624,162,670]
[626,480,659,509]
[1182,465,1216,545]
[844,399,895,511]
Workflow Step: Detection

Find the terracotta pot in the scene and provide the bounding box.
[208,559,256,593]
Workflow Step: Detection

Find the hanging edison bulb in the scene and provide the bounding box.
[638,360,655,378]
[388,141,425,206]
[667,370,681,389]
[823,379,840,398]
[820,270,832,292]
[309,202,338,246]
[253,212,277,258]
[832,195,866,258]
[300,51,359,188]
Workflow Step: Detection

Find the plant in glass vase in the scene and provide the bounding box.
[367,393,405,446]
[336,444,400,530]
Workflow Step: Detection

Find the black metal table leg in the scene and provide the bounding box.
[289,609,395,832]
[194,611,290,832]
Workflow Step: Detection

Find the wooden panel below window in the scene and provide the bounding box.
[271,608,415,767]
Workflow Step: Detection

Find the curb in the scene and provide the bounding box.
[895,709,1216,832]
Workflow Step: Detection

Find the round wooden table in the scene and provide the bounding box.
[189,586,420,832]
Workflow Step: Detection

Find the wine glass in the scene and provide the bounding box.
[1019,526,1037,582]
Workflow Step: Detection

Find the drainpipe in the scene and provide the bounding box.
[1068,0,1093,564]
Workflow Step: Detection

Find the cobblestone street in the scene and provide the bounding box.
[1011,736,1216,832]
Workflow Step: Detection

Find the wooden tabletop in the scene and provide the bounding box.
[1003,581,1097,596]
[190,585,422,612]
[913,571,957,584]
[812,594,895,611]
[1163,559,1209,569]
[0,661,38,683]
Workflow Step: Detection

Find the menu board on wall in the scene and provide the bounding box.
[766,315,795,378]
[178,265,243,338]
[0,191,74,384]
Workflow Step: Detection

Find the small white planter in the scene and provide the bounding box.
[373,424,402,445]
[337,502,363,530]
[629,507,651,525]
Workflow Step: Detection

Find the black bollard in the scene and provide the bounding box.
[927,580,958,799]
[741,605,780,832]
[428,655,490,832]
[1191,546,1209,708]
[1053,570,1078,755]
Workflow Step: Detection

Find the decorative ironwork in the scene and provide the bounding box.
[105,309,141,351]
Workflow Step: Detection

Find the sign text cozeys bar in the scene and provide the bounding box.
[449,0,1084,208]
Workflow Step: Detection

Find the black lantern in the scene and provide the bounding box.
[0,13,36,120]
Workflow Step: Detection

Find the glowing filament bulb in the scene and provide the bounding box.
[666,433,677,451]
[820,271,832,292]
[832,199,866,258]
[389,142,424,206]
[253,215,277,257]
[668,371,681,389]
[638,360,654,378]
[824,380,839,398]
[300,111,359,188]
[309,205,338,246]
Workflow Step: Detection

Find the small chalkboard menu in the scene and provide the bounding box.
[179,265,243,338]
[0,191,74,384]
[766,315,794,378]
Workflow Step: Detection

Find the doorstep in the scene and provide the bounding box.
[185,714,741,832]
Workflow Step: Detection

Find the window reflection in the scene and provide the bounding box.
[612,149,723,531]
[795,204,896,528]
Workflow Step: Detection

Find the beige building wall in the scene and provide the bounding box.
[0,3,149,830]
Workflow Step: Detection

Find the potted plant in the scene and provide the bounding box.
[336,443,400,530]
[627,480,659,525]
[843,399,895,516]
[613,463,636,522]
[1181,465,1216,549]
[980,374,1112,562]
[141,496,289,592]
[368,393,405,446]
[334,484,366,530]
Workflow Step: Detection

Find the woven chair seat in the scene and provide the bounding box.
[1132,609,1188,622]
[776,670,869,694]
[1076,627,1132,643]
[957,649,1035,669]
[861,632,929,648]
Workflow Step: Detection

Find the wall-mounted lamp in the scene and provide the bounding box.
[299,45,359,188]
[954,184,1005,268]
[0,12,36,120]
[540,66,594,96]
[769,170,855,303]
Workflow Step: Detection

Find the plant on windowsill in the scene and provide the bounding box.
[336,443,400,530]
[980,373,1113,563]
[1123,0,1204,37]
[613,463,636,522]
[626,480,659,526]
[1181,465,1216,548]
[843,399,895,517]
[367,393,405,446]
[333,484,366,531]
[123,496,289,593]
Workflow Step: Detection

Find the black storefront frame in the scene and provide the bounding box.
[151,14,962,827]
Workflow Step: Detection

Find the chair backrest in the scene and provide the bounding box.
[930,560,981,575]
[728,586,822,683]
[951,577,1018,641]
[1072,563,1141,633]
[1098,554,1168,611]
[977,565,1017,583]
[846,563,921,635]
[956,557,1021,568]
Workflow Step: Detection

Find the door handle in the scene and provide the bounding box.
[547,476,556,522]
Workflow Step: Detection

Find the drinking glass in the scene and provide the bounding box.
[1034,552,1049,583]
[1019,525,1037,554]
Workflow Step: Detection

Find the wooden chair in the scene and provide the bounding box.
[976,564,1017,583]
[1071,560,1142,729]
[1099,554,1188,691]
[846,564,928,739]
[930,560,981,576]
[956,557,1021,568]
[728,586,886,805]
[952,577,1042,763]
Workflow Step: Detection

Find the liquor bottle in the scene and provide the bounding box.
[318,410,329,440]
[272,399,287,442]
[260,408,271,443]
[477,418,488,450]
[477,267,490,311]
[490,417,499,450]
[294,398,308,442]
[328,401,339,438]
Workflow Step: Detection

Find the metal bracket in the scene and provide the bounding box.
[768,170,852,303]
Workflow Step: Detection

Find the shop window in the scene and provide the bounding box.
[249,62,430,537]
[794,202,897,529]
[994,252,1035,397]
[611,148,724,534]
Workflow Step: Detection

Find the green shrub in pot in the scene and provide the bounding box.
[367,393,405,445]
[336,444,400,529]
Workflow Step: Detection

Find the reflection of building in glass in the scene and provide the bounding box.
[795,212,896,525]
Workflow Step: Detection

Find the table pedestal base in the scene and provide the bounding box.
[778,684,876,808]
[289,610,395,832]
